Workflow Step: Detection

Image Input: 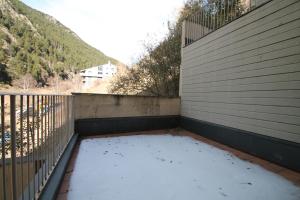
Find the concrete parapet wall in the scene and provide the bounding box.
[72,93,180,120]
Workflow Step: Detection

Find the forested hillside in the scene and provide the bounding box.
[0,0,118,86]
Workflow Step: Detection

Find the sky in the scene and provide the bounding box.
[22,0,185,65]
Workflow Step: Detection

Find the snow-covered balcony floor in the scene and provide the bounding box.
[57,129,300,200]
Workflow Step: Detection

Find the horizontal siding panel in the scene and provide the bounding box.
[182,90,300,99]
[183,44,300,79]
[182,55,300,85]
[183,39,300,77]
[181,101,300,117]
[182,96,300,107]
[182,110,300,137]
[182,60,300,84]
[183,72,300,89]
[183,63,300,85]
[181,0,300,143]
[183,109,300,135]
[183,4,300,60]
[183,21,300,72]
[182,81,300,94]
[181,110,300,143]
[181,103,300,125]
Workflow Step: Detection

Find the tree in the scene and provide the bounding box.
[110,0,246,97]
[0,63,12,84]
[12,73,36,90]
[110,1,197,97]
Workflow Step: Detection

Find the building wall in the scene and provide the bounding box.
[181,0,300,143]
[80,62,117,88]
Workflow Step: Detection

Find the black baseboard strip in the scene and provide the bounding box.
[39,133,79,200]
[180,116,300,172]
[75,115,180,137]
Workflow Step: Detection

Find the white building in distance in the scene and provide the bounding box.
[80,61,117,88]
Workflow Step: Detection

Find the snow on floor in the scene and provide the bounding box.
[68,135,300,200]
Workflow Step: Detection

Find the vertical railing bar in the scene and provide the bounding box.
[1,95,7,200]
[52,96,55,168]
[47,96,51,176]
[43,95,46,184]
[37,95,40,192]
[56,96,58,161]
[20,95,24,200]
[203,9,205,36]
[50,96,53,169]
[217,0,220,28]
[32,95,36,199]
[227,0,229,22]
[201,9,203,38]
[234,0,237,19]
[62,96,64,151]
[63,96,65,149]
[206,8,209,35]
[58,96,60,158]
[60,96,62,155]
[57,96,59,153]
[225,0,227,22]
[56,95,59,162]
[41,96,44,187]
[44,95,47,182]
[67,96,70,145]
[10,95,17,200]
[212,2,214,30]
[187,17,190,45]
[72,96,73,136]
[26,95,30,200]
[198,10,200,39]
[44,96,47,181]
[67,96,70,143]
[210,4,213,32]
[190,16,192,44]
[66,97,68,143]
[64,96,66,148]
[51,96,54,169]
[67,97,69,141]
[211,4,214,32]
[193,15,195,43]
[230,0,232,20]
[195,13,198,40]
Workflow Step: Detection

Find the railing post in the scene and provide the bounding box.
[1,95,7,200]
[10,95,17,200]
[182,20,186,47]
[20,95,24,200]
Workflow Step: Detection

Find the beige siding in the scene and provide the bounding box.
[181,0,300,143]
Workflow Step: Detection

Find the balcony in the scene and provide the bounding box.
[0,93,299,200]
[182,0,271,46]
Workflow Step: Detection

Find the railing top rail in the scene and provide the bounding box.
[0,92,71,96]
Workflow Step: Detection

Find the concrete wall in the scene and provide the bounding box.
[73,93,180,120]
[181,0,300,143]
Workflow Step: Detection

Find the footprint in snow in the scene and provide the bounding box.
[156,157,166,162]
[114,152,124,157]
[240,182,252,185]
[103,151,108,155]
[219,192,228,197]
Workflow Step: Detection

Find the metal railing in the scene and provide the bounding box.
[183,0,271,46]
[0,94,74,200]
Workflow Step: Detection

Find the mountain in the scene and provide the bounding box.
[0,0,118,85]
